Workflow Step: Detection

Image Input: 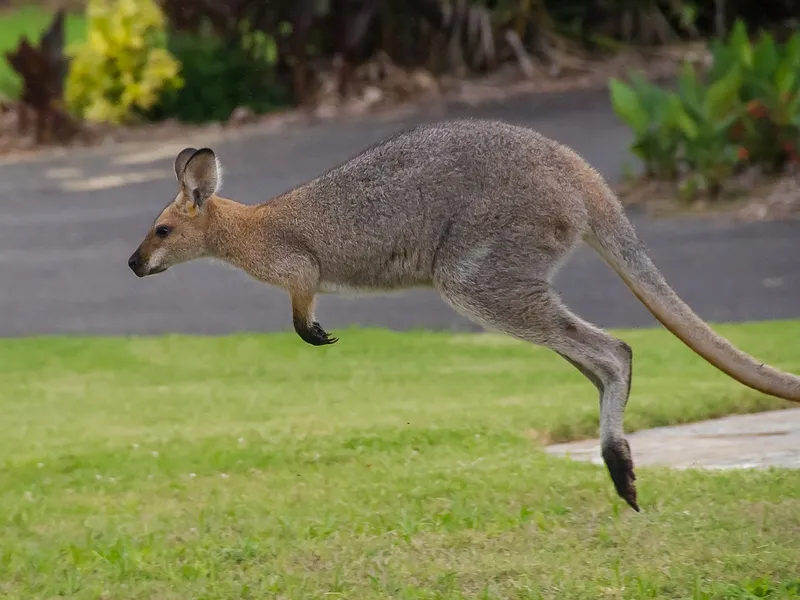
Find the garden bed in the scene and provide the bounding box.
[0,39,705,159]
[617,168,800,223]
[610,20,800,224]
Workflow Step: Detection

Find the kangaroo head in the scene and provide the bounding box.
[128,147,221,278]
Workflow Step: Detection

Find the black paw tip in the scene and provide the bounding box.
[311,322,338,346]
[602,438,640,512]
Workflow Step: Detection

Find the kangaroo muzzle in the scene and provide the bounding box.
[128,249,166,277]
[128,250,146,277]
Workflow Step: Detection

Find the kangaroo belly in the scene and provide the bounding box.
[318,245,435,294]
[317,281,377,295]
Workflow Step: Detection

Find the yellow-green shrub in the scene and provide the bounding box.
[65,0,183,125]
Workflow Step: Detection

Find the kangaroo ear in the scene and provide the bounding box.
[173,147,197,181]
[181,148,220,208]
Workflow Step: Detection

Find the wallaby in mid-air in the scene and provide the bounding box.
[128,118,800,511]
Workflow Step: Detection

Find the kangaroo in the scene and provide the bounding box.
[128,118,800,511]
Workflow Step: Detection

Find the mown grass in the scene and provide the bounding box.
[1,321,799,599]
[0,6,87,99]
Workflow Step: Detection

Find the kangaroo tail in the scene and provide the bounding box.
[585,189,800,403]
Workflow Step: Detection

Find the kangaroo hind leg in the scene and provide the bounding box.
[436,270,638,511]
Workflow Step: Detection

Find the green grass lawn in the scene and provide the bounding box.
[1,321,799,599]
[0,6,86,99]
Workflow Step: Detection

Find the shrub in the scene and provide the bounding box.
[608,73,685,180]
[146,24,290,124]
[609,19,800,200]
[717,27,800,172]
[64,0,183,125]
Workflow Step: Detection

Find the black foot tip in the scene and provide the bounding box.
[602,438,640,512]
[302,322,339,346]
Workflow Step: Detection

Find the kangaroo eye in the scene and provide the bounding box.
[155,225,172,238]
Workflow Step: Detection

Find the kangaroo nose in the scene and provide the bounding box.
[128,252,141,273]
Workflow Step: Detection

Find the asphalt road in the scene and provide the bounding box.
[1,88,798,338]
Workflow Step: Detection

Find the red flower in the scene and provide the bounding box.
[736,147,749,161]
[746,100,767,119]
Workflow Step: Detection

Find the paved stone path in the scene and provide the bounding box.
[546,408,800,469]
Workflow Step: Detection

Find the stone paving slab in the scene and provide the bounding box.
[545,408,800,470]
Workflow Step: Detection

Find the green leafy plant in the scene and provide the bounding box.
[146,21,289,124]
[610,18,800,201]
[609,74,683,179]
[610,64,743,195]
[64,0,183,125]
[732,26,800,171]
[676,61,745,197]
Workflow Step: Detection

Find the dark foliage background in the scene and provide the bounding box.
[148,0,800,121]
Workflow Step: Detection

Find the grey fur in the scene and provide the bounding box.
[181,148,218,206]
[131,117,800,511]
[173,147,198,181]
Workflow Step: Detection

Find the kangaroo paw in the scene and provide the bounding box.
[602,438,639,512]
[296,320,339,346]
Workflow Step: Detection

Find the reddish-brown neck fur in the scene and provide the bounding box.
[202,195,309,290]
[205,197,260,261]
